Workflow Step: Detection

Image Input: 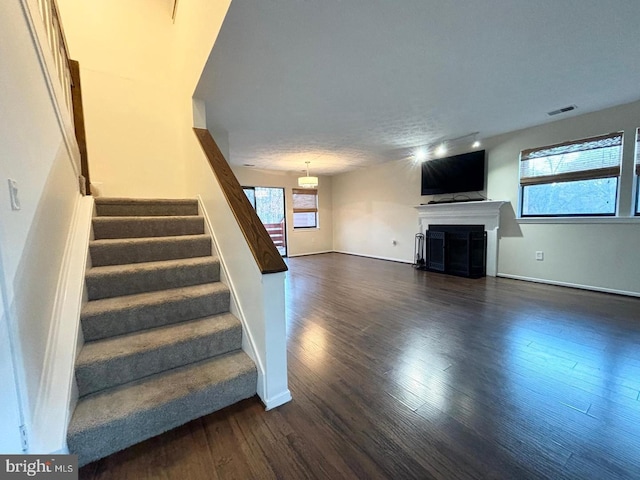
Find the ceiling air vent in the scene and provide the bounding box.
[547,105,578,116]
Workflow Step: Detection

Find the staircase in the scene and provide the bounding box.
[67,198,257,467]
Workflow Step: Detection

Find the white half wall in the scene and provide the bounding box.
[191,177,291,409]
[231,167,334,257]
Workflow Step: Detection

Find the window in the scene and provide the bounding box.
[243,187,256,209]
[243,186,287,256]
[292,188,318,228]
[636,129,640,215]
[519,132,623,216]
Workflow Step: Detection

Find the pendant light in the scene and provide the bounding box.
[298,161,318,188]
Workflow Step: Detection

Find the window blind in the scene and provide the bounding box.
[636,128,640,176]
[520,132,623,186]
[292,188,318,213]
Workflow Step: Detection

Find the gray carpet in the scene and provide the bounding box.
[68,198,257,467]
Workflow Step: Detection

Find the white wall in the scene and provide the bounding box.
[232,167,334,257]
[332,99,640,295]
[332,159,423,263]
[0,0,81,451]
[0,276,22,453]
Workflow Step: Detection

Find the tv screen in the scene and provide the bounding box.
[421,150,485,196]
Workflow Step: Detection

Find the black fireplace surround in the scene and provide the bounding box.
[424,225,487,278]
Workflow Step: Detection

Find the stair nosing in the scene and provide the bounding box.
[85,256,218,276]
[92,215,202,222]
[95,198,198,205]
[81,282,229,317]
[77,313,240,365]
[68,351,256,432]
[90,234,210,247]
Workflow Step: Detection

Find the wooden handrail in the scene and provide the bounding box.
[69,60,91,195]
[37,0,91,194]
[193,128,288,274]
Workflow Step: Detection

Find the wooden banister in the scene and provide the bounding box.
[69,60,91,195]
[36,0,91,194]
[193,128,288,274]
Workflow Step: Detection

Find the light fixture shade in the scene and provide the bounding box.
[298,175,318,188]
[298,160,318,188]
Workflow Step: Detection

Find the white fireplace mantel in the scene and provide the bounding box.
[415,201,508,276]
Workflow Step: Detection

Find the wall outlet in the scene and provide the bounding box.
[535,251,544,261]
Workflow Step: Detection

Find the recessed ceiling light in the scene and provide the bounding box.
[434,144,447,157]
[415,148,427,162]
[472,140,481,148]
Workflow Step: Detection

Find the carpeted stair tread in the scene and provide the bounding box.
[76,313,242,397]
[95,198,198,217]
[92,216,204,239]
[81,283,230,341]
[86,257,220,300]
[69,196,258,466]
[90,234,211,266]
[68,350,257,467]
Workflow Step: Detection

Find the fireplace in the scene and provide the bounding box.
[415,200,507,277]
[425,225,487,278]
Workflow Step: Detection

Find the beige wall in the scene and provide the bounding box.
[332,99,640,295]
[232,167,334,257]
[332,160,422,263]
[487,100,640,295]
[56,0,231,198]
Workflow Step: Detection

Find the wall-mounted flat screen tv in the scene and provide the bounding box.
[421,150,486,196]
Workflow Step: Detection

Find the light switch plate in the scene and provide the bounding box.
[8,179,20,211]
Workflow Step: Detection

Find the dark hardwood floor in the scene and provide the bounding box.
[80,253,640,479]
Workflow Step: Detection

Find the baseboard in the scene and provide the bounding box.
[263,389,293,411]
[497,273,640,298]
[287,250,333,258]
[332,250,413,265]
[31,195,93,453]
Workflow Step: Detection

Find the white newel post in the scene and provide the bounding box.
[415,201,507,277]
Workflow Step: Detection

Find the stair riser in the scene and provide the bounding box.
[70,198,259,467]
[86,262,220,300]
[93,217,204,239]
[90,236,211,266]
[69,367,256,467]
[81,291,230,342]
[95,201,198,217]
[76,325,242,397]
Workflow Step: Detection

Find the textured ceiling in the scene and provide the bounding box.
[195,0,640,176]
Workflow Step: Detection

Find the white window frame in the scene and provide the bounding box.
[518,132,623,218]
